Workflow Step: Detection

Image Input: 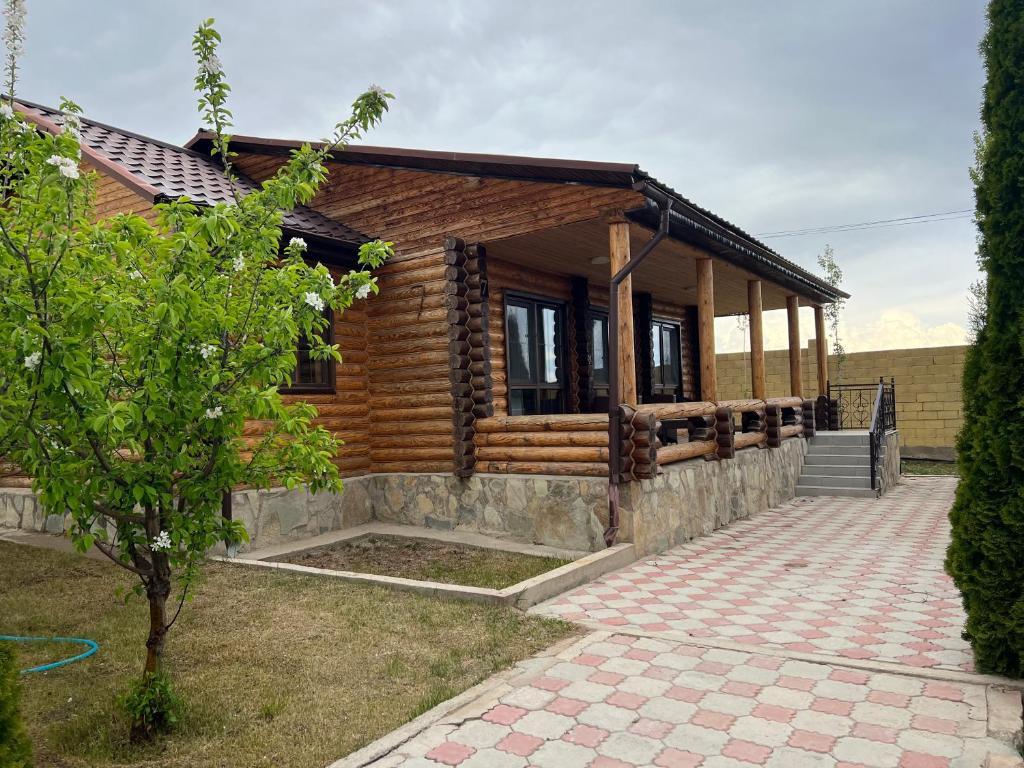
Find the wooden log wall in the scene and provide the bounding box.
[366,251,453,473]
[474,413,609,476]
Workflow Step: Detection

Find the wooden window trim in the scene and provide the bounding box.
[504,291,569,415]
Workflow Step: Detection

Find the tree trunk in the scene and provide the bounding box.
[143,582,169,676]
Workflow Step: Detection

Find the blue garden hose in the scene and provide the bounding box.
[0,635,98,674]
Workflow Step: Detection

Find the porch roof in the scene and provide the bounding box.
[186,131,847,306]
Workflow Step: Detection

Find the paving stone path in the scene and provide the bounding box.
[540,478,971,674]
[364,478,1022,767]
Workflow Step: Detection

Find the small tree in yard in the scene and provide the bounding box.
[947,0,1024,677]
[816,244,846,382]
[0,8,393,736]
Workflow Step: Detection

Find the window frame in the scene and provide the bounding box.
[503,291,569,416]
[279,307,337,395]
[588,308,610,396]
[651,317,683,399]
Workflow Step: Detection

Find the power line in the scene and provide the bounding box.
[757,209,974,238]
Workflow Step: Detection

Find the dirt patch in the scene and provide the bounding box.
[271,535,571,589]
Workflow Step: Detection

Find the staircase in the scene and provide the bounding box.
[796,430,879,498]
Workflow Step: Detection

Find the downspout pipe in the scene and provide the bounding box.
[605,197,673,546]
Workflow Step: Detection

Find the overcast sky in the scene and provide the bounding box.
[16,1,986,352]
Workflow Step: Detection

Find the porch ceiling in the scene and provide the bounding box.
[485,218,808,316]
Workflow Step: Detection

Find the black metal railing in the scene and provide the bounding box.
[826,378,896,489]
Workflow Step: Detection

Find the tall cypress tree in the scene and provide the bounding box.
[946,0,1024,677]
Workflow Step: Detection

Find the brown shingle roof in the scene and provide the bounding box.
[16,100,365,248]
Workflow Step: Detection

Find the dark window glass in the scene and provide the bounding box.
[281,310,334,393]
[652,319,681,398]
[505,296,567,415]
[591,315,609,387]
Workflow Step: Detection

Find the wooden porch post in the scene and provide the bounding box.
[608,215,636,405]
[747,280,765,400]
[787,295,801,398]
[814,305,828,396]
[697,258,717,401]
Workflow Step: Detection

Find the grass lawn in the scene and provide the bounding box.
[0,541,575,768]
[903,459,959,476]
[271,534,571,589]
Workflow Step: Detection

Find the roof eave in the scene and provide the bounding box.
[631,183,849,305]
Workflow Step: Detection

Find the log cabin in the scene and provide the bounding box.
[2,101,864,556]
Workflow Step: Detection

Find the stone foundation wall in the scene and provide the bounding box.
[2,440,809,555]
[879,430,902,496]
[619,438,807,555]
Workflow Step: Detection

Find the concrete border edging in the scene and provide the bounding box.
[215,537,636,610]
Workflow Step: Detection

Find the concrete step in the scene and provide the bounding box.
[806,454,872,467]
[796,484,878,499]
[796,474,873,489]
[805,444,870,456]
[800,464,873,478]
[812,432,871,447]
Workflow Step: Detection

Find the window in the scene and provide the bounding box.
[506,295,567,415]
[590,313,609,390]
[651,319,682,399]
[280,309,335,394]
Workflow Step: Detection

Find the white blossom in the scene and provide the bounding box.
[127,269,143,280]
[22,350,40,369]
[204,406,223,420]
[289,237,307,251]
[304,291,325,312]
[199,343,219,360]
[232,254,245,272]
[151,530,172,552]
[198,52,223,77]
[46,154,79,180]
[368,84,386,97]
[3,0,26,64]
[355,283,371,300]
[0,102,12,120]
[60,112,80,138]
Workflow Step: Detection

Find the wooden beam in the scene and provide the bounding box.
[609,217,637,406]
[787,295,801,398]
[747,280,765,400]
[814,305,828,396]
[696,258,717,401]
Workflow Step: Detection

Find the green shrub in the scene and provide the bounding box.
[0,644,33,768]
[120,672,183,742]
[946,0,1024,677]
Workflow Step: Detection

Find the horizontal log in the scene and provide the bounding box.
[368,351,447,371]
[658,439,717,464]
[717,399,765,413]
[371,420,452,436]
[476,446,609,463]
[372,460,452,473]
[373,364,450,383]
[475,413,609,432]
[637,401,717,419]
[370,406,453,422]
[303,404,370,419]
[476,430,608,448]
[477,461,608,477]
[734,432,767,450]
[370,393,449,410]
[766,396,803,409]
[781,424,804,438]
[371,434,451,449]
[371,447,453,462]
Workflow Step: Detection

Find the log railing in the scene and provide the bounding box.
[468,395,816,479]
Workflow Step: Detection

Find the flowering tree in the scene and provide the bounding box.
[0,8,393,735]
